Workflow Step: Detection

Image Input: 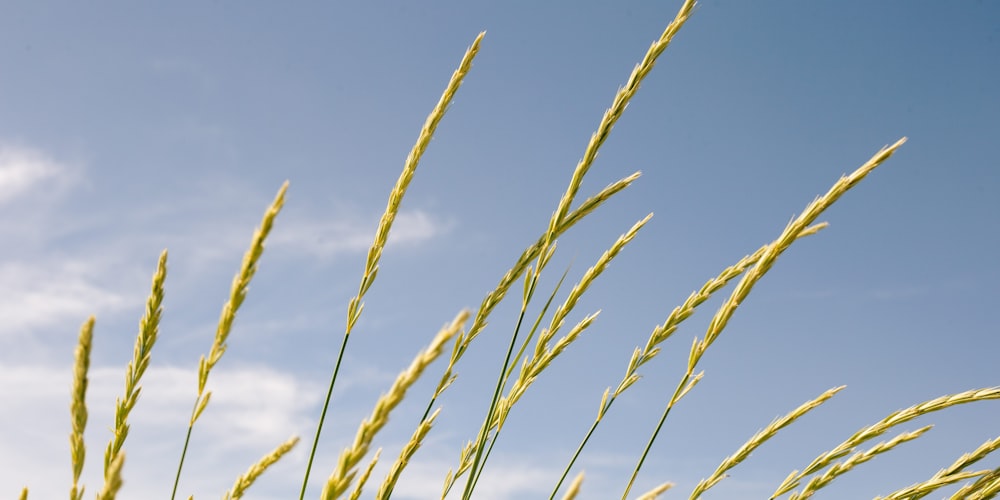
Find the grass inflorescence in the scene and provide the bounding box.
[12,1,998,499]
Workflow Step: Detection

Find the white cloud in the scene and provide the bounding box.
[1,363,319,500]
[274,209,451,259]
[0,143,71,203]
[0,260,127,338]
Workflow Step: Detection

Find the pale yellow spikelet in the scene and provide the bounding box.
[790,426,932,500]
[690,386,844,499]
[105,249,167,479]
[548,0,696,237]
[878,435,1000,500]
[70,316,94,500]
[321,311,468,500]
[348,32,483,337]
[348,448,381,500]
[377,408,442,500]
[636,482,675,500]
[224,435,300,500]
[19,487,28,500]
[560,472,585,500]
[695,138,906,374]
[95,453,124,500]
[952,468,1000,499]
[773,386,1000,497]
[431,171,641,402]
[195,181,287,420]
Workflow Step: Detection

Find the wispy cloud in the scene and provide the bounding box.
[0,259,127,341]
[274,209,452,260]
[3,363,319,499]
[0,144,59,203]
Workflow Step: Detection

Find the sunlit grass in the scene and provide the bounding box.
[12,1,999,499]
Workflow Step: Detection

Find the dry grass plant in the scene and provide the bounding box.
[12,1,998,499]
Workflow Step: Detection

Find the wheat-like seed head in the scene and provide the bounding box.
[223,435,299,500]
[636,482,675,500]
[95,453,124,500]
[191,181,287,425]
[70,316,94,500]
[377,408,441,500]
[695,139,906,377]
[348,448,381,500]
[952,468,1000,500]
[560,472,585,500]
[790,426,932,500]
[321,311,468,500]
[105,249,167,480]
[773,386,1000,497]
[347,32,483,337]
[876,435,1000,500]
[690,385,844,499]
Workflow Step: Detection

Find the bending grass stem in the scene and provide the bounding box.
[297,32,483,500]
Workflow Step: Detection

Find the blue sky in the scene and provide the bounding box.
[1,1,998,499]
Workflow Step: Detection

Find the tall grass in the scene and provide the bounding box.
[13,1,998,499]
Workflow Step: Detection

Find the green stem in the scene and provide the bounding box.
[299,332,352,500]
[170,419,195,500]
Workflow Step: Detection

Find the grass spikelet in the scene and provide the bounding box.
[877,435,1000,500]
[299,32,484,500]
[560,473,585,500]
[430,0,697,421]
[952,468,1000,500]
[320,311,468,500]
[95,453,124,500]
[690,385,845,499]
[772,386,1000,498]
[104,250,167,481]
[459,215,650,497]
[376,408,441,500]
[223,435,300,500]
[19,487,27,500]
[348,449,382,500]
[550,229,824,497]
[624,138,907,498]
[171,181,288,500]
[69,316,94,500]
[427,172,641,408]
[789,426,932,500]
[547,0,695,236]
[636,482,674,500]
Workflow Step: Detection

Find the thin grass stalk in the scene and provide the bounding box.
[95,453,124,500]
[623,138,907,499]
[425,0,692,427]
[320,311,468,500]
[790,426,932,500]
[690,386,844,499]
[348,449,381,500]
[772,386,1000,498]
[424,172,640,418]
[104,250,166,485]
[460,216,649,498]
[878,435,1000,500]
[223,436,299,500]
[377,409,441,500]
[298,31,484,500]
[549,225,824,499]
[171,182,287,500]
[70,317,94,500]
[461,268,571,495]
